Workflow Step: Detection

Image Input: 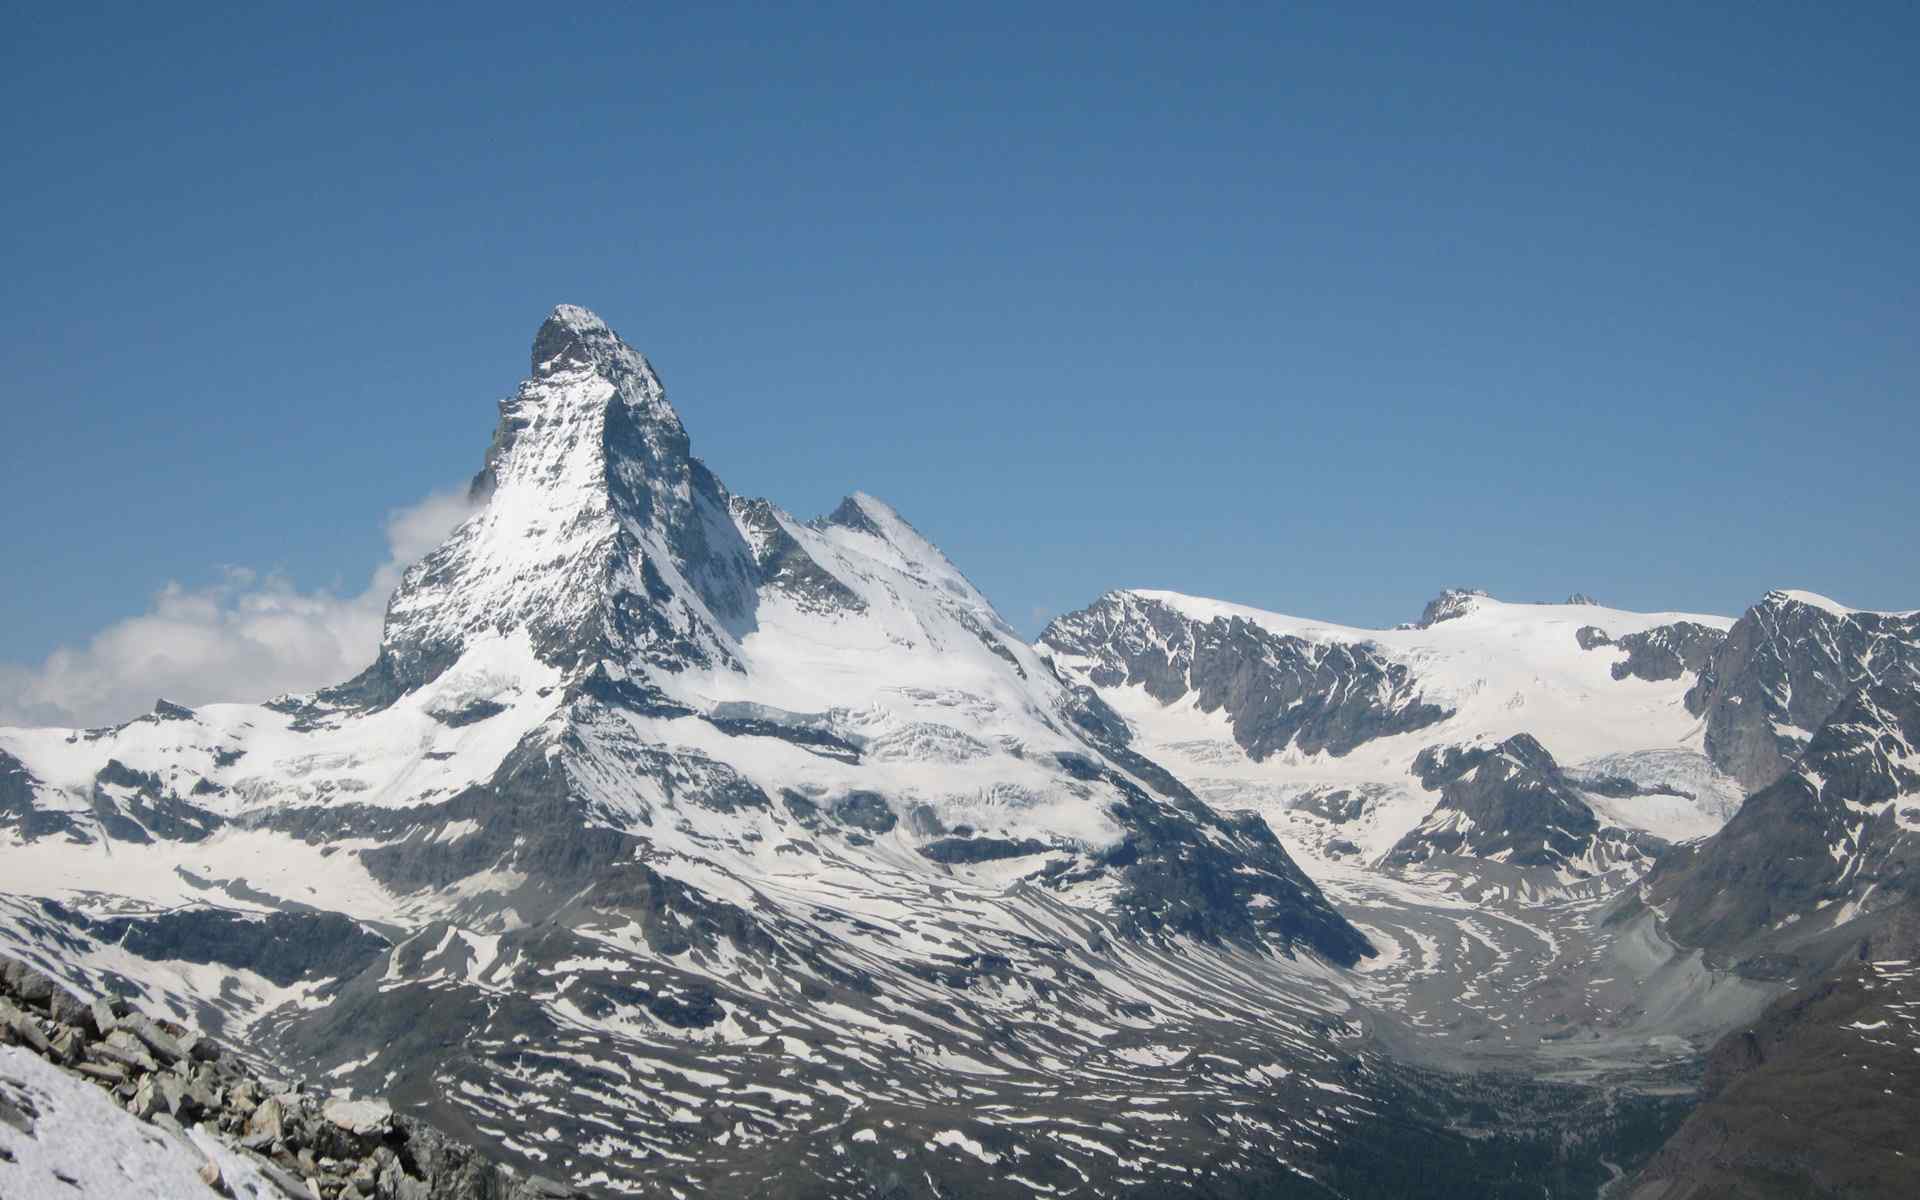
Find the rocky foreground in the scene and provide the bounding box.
[0,953,578,1200]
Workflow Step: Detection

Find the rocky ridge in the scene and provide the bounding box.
[1684,589,1920,793]
[1385,734,1659,875]
[0,951,577,1200]
[1643,667,1920,972]
[1039,590,1451,762]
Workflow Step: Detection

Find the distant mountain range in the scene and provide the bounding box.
[3,308,1915,1199]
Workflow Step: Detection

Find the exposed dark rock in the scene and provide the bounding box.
[780,790,821,827]
[1293,788,1371,825]
[1086,762,1376,965]
[1579,620,1727,683]
[829,791,896,833]
[1041,591,1450,761]
[1686,590,1920,792]
[0,750,84,842]
[815,494,889,539]
[429,699,509,727]
[1411,741,1500,791]
[920,836,1049,864]
[1389,735,1657,873]
[1647,676,1920,955]
[1572,773,1697,802]
[731,497,867,616]
[705,712,862,762]
[151,699,197,722]
[1415,588,1489,628]
[40,903,390,990]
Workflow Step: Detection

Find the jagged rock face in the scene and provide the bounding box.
[1039,591,1450,760]
[1043,588,1737,886]
[1577,620,1726,683]
[1685,590,1920,792]
[1387,735,1655,873]
[1648,676,1920,958]
[1414,587,1490,629]
[0,751,75,843]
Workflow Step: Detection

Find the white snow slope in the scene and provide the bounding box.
[1042,587,1744,866]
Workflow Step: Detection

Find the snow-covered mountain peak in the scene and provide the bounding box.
[530,302,654,379]
[362,307,760,697]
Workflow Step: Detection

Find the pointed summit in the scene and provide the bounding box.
[365,306,753,697]
[530,303,631,378]
[533,301,660,382]
[473,305,685,504]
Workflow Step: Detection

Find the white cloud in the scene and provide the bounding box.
[0,490,476,729]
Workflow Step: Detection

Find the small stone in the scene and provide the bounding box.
[76,1061,129,1084]
[94,1033,159,1073]
[160,1074,193,1117]
[46,986,94,1032]
[321,1097,393,1137]
[131,1073,176,1119]
[120,1013,187,1065]
[91,999,121,1038]
[247,1096,287,1141]
[0,958,57,1007]
[181,1079,218,1121]
[198,1159,225,1194]
[180,1031,223,1063]
[0,1000,52,1055]
[48,1026,85,1065]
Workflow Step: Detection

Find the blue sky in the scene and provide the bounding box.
[3,3,1916,720]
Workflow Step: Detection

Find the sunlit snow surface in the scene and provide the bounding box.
[0,1046,281,1199]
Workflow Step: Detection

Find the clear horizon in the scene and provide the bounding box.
[4,3,1916,726]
